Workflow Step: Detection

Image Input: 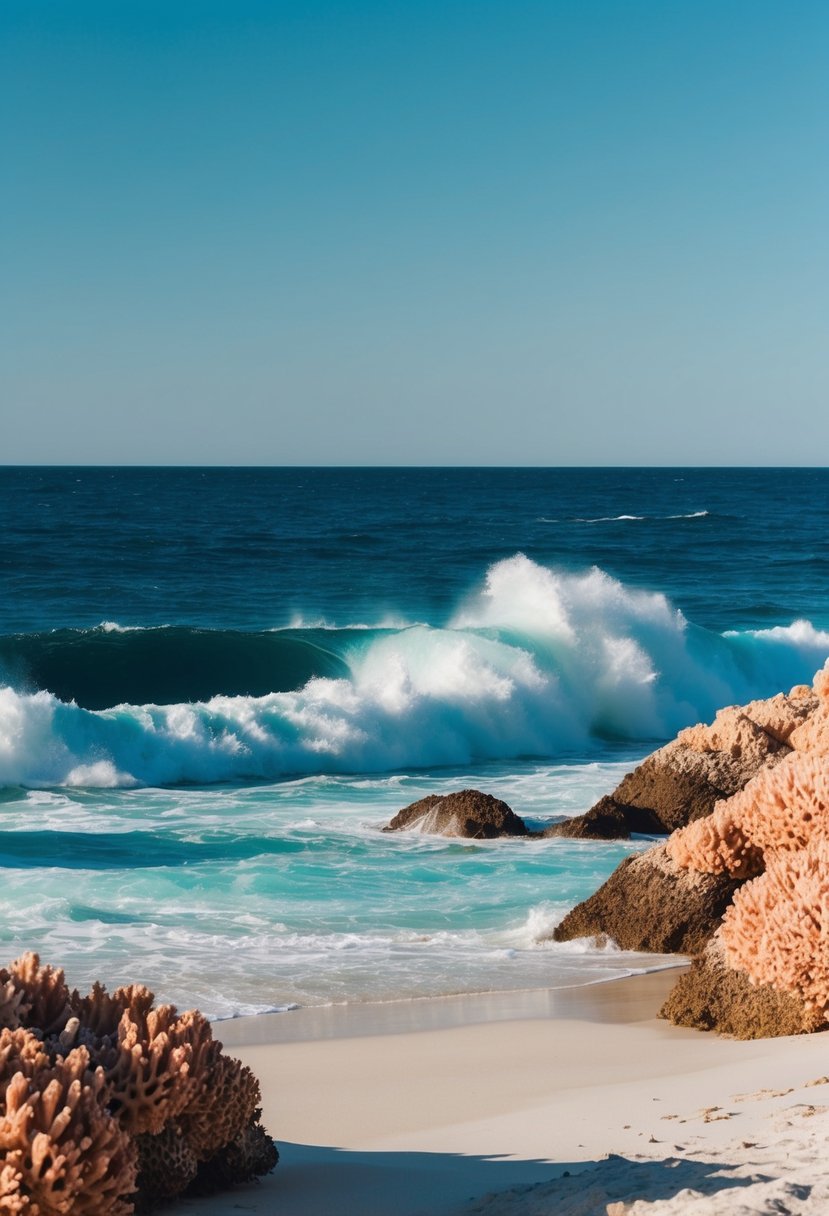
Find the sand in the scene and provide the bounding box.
[178,971,829,1215]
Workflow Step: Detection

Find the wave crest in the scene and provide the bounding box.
[2,556,828,788]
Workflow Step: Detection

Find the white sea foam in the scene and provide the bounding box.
[1,556,827,789]
[575,514,646,522]
[538,511,709,523]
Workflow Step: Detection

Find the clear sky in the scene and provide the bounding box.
[2,1,828,465]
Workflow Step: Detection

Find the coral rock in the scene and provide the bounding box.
[188,1112,278,1194]
[72,981,155,1041]
[570,690,816,839]
[0,1047,138,1215]
[182,1049,261,1162]
[0,957,279,1212]
[135,1120,199,1205]
[100,1004,206,1136]
[788,703,829,754]
[0,974,29,1034]
[668,750,829,880]
[383,790,529,838]
[667,802,764,880]
[3,954,73,1037]
[0,1027,50,1083]
[719,838,829,1017]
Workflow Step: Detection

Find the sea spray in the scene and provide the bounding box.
[1,556,828,789]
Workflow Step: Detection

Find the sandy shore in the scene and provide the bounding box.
[177,972,829,1215]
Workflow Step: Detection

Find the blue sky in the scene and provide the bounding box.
[2,1,828,464]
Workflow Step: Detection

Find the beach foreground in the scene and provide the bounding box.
[176,972,829,1215]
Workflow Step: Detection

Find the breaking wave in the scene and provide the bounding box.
[1,555,827,788]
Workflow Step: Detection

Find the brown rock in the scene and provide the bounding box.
[551,843,743,955]
[543,796,631,840]
[574,697,809,838]
[383,789,529,839]
[660,942,824,1039]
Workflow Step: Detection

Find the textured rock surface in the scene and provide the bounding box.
[542,796,631,840]
[383,789,529,838]
[551,843,743,955]
[660,942,823,1039]
[657,670,829,1035]
[560,689,818,839]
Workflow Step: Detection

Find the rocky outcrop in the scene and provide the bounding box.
[383,790,529,838]
[557,669,829,1038]
[551,686,818,839]
[551,843,742,954]
[542,796,632,840]
[660,941,823,1039]
[387,688,819,843]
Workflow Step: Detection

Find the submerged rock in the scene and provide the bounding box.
[551,842,743,955]
[383,790,529,839]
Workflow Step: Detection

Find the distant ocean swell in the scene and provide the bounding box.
[2,555,828,790]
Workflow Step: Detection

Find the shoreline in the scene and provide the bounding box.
[216,966,687,1047]
[183,969,829,1215]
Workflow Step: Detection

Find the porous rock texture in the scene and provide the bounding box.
[660,940,823,1039]
[552,843,743,955]
[383,789,529,838]
[557,670,829,1037]
[552,686,817,839]
[0,953,277,1214]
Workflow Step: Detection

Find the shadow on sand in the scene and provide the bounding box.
[175,1141,792,1216]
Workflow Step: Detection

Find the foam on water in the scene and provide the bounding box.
[0,759,678,1016]
[2,468,828,1016]
[1,556,827,790]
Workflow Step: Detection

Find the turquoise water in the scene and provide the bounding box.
[0,759,670,1016]
[2,468,828,1015]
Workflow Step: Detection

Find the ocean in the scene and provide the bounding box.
[1,466,828,1018]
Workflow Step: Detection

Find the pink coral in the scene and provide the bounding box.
[720,839,829,1016]
[667,751,829,878]
[667,801,763,879]
[7,955,73,1037]
[667,725,829,1024]
[812,664,829,701]
[731,751,829,853]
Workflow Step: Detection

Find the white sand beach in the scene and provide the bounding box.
[177,971,829,1215]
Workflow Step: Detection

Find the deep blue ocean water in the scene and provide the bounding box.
[1,467,828,1016]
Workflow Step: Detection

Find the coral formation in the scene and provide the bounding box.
[0,954,277,1213]
[668,751,829,879]
[663,742,829,1023]
[0,1042,137,1215]
[666,801,763,880]
[719,840,829,1015]
[557,667,829,1037]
